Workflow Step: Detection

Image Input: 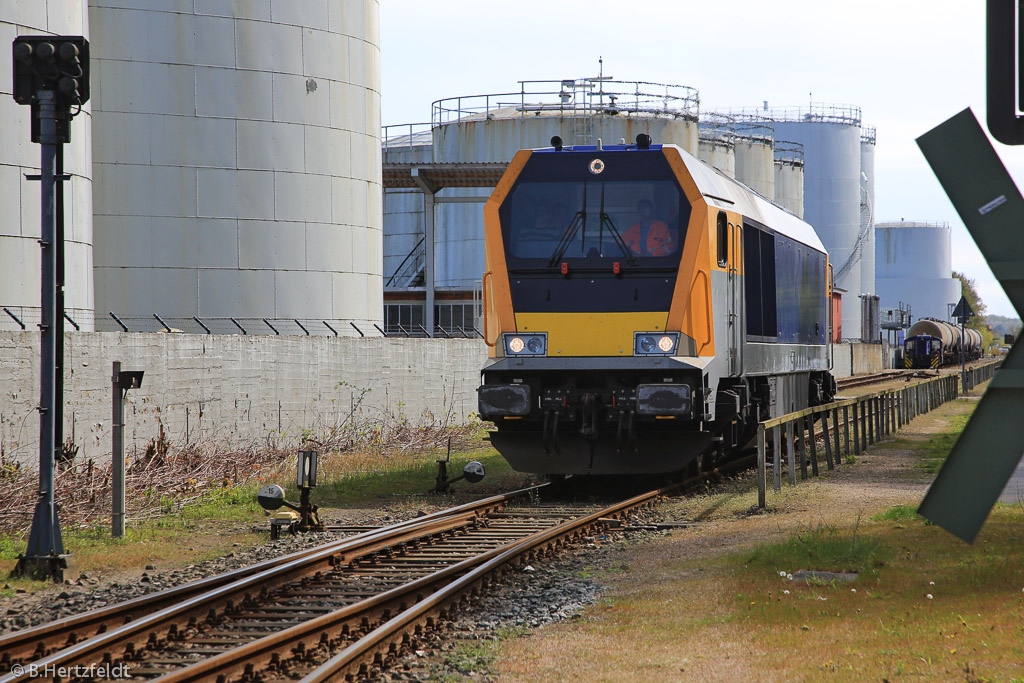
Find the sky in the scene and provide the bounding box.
[379,0,1022,319]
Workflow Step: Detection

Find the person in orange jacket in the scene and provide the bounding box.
[623,199,673,256]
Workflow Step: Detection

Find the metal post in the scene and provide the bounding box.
[112,361,125,538]
[424,190,436,338]
[16,90,69,580]
[960,315,967,392]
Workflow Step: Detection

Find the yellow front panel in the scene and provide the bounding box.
[514,312,668,357]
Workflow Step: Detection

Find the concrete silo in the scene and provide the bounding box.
[759,105,864,337]
[0,1,94,330]
[859,127,877,297]
[773,141,804,218]
[90,0,382,333]
[875,221,962,322]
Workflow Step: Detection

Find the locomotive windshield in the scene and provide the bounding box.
[500,150,689,271]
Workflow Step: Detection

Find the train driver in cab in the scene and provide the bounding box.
[623,199,674,256]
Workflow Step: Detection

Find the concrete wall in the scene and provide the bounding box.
[0,331,486,467]
[831,342,884,378]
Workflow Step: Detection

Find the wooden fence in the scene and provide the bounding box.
[756,360,1003,508]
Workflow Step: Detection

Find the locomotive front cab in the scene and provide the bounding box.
[905,335,942,369]
[478,142,715,475]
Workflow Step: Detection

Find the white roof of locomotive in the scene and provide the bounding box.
[666,144,827,254]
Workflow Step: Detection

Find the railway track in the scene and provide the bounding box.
[835,370,912,390]
[0,483,677,683]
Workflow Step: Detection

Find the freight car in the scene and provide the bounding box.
[904,318,982,369]
[477,135,836,476]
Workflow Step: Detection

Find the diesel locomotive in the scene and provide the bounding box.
[477,136,836,475]
[903,318,983,369]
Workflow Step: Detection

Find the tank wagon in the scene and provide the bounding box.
[904,318,982,369]
[477,136,836,476]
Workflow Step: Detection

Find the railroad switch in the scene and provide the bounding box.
[256,450,324,538]
[431,437,486,493]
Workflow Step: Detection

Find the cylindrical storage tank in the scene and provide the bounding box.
[733,135,775,199]
[773,141,804,217]
[697,136,736,177]
[426,80,699,289]
[0,2,94,330]
[859,127,877,296]
[759,105,864,336]
[875,221,962,321]
[91,0,382,332]
[908,319,956,350]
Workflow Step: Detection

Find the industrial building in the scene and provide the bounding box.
[875,220,962,322]
[1,0,384,335]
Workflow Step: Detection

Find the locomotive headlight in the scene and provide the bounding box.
[503,332,547,357]
[634,331,680,356]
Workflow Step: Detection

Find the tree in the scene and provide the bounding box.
[952,271,994,350]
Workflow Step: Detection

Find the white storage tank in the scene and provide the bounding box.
[733,135,774,199]
[90,0,382,333]
[875,221,962,321]
[773,141,804,218]
[758,105,864,337]
[426,79,700,289]
[697,114,736,177]
[860,127,877,298]
[0,1,94,330]
[697,136,736,177]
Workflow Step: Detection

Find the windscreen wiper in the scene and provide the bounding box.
[547,211,585,266]
[548,181,588,266]
[597,182,638,266]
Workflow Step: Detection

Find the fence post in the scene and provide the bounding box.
[852,402,860,454]
[785,420,796,485]
[822,408,834,470]
[773,425,782,491]
[757,424,766,508]
[808,414,819,476]
[843,404,851,457]
[832,407,842,466]
[797,417,808,480]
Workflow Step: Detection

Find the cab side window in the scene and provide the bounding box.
[717,212,728,267]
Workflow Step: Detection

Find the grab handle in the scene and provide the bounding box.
[482,271,496,347]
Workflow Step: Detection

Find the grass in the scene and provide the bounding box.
[743,523,890,575]
[493,384,1024,681]
[0,430,526,592]
[874,504,924,524]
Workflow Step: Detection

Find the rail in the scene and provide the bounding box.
[755,359,1003,507]
[0,487,542,679]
